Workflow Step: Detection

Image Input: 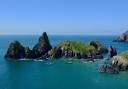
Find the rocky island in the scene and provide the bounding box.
[113,31,128,42]
[99,50,128,74]
[5,32,108,61]
[5,32,128,74]
[48,40,108,60]
[97,30,128,73]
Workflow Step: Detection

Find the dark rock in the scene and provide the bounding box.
[24,47,34,59]
[89,40,108,54]
[98,60,119,74]
[5,32,52,60]
[98,46,118,74]
[113,31,128,42]
[48,46,62,59]
[108,46,117,58]
[98,65,119,74]
[32,32,52,58]
[5,41,25,59]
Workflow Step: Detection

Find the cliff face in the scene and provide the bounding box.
[112,51,128,70]
[114,31,128,42]
[48,40,108,60]
[32,32,52,58]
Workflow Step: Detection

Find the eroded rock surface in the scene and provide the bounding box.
[113,31,128,42]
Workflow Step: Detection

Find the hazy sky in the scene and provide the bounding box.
[0,0,128,35]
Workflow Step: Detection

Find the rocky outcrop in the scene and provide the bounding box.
[32,32,52,58]
[98,60,119,74]
[5,32,52,59]
[48,40,107,61]
[113,31,128,42]
[5,33,108,60]
[89,40,108,54]
[24,47,34,59]
[5,41,25,59]
[108,46,117,58]
[98,50,128,74]
[112,56,128,71]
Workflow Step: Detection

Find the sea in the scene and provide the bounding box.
[0,35,128,89]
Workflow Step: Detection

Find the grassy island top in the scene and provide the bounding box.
[57,40,96,53]
[120,51,128,60]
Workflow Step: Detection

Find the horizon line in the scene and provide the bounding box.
[0,33,119,36]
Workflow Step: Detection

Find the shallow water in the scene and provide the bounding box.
[0,35,128,89]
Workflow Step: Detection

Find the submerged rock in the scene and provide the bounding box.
[32,32,52,58]
[113,31,128,42]
[5,41,25,59]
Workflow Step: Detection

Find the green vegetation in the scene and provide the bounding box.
[59,40,96,53]
[120,51,128,60]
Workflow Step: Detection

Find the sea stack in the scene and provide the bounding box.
[108,46,117,58]
[32,32,52,58]
[5,32,52,59]
[5,41,25,59]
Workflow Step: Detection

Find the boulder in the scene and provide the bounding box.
[32,32,52,58]
[5,41,25,59]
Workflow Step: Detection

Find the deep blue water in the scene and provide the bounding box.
[0,35,128,89]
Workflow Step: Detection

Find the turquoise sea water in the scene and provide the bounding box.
[0,35,128,89]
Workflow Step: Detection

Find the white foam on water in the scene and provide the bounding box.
[34,60,44,62]
[19,59,30,61]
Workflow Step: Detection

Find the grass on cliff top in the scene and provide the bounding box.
[60,40,95,53]
[120,51,128,60]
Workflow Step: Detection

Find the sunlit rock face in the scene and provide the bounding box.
[48,40,108,60]
[114,31,128,42]
[98,51,128,74]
